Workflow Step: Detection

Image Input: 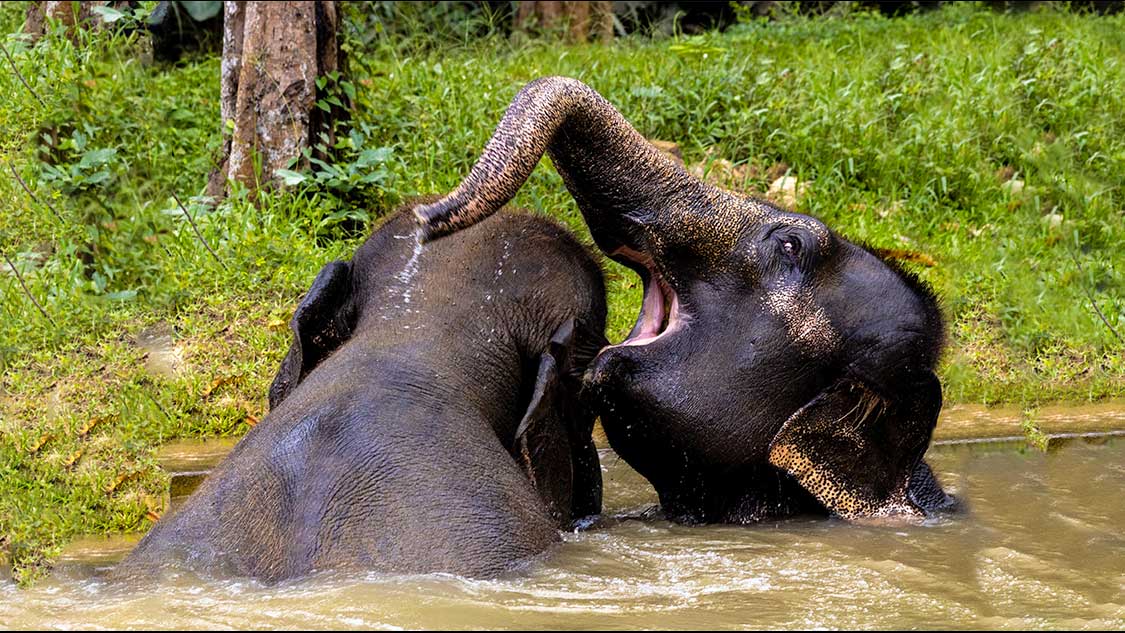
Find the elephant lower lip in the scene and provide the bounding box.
[609,246,682,348]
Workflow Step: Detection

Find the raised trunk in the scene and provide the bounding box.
[415,76,719,250]
[206,0,340,199]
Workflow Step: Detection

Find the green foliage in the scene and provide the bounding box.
[341,1,513,54]
[279,72,398,200]
[1,2,1123,583]
[280,133,394,194]
[37,131,119,193]
[88,2,158,31]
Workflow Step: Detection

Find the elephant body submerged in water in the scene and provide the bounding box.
[417,76,957,524]
[117,203,607,581]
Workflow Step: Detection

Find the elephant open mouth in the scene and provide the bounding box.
[610,246,683,348]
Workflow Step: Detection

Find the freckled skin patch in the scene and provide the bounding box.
[768,437,920,520]
[768,445,874,518]
[760,282,840,354]
[416,76,953,523]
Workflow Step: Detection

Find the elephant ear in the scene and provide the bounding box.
[767,369,944,519]
[514,319,605,526]
[268,260,356,409]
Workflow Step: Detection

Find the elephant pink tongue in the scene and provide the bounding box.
[623,275,667,346]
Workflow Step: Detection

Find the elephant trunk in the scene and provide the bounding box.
[414,76,720,248]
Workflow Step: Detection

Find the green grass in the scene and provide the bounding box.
[1,2,1123,582]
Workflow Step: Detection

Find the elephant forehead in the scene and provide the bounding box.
[761,282,840,353]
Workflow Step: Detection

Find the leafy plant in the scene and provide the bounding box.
[36,129,119,194]
[89,3,154,27]
[276,72,397,201]
[278,143,392,193]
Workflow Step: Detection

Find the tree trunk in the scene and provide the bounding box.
[23,1,130,42]
[515,1,613,42]
[591,1,614,42]
[206,1,340,199]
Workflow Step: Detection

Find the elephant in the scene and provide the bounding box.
[115,201,608,582]
[415,76,958,524]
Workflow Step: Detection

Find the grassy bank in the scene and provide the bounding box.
[2,3,1123,582]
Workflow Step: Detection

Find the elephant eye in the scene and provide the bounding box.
[778,236,801,263]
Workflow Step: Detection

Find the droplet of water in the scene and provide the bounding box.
[387,228,426,310]
[396,229,425,286]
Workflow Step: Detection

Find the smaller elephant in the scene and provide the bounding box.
[115,201,608,582]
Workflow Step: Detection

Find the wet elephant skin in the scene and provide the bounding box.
[416,76,957,524]
[115,204,607,582]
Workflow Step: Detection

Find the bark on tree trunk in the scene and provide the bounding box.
[591,1,614,42]
[515,1,613,42]
[23,1,131,42]
[22,1,47,36]
[206,0,340,199]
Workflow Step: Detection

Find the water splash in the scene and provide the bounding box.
[396,229,425,287]
[493,239,512,281]
[385,229,425,313]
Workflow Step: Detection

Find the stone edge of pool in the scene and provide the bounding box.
[47,401,1125,569]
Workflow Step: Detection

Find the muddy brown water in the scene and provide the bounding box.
[3,418,1124,629]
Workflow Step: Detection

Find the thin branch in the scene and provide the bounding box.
[2,249,56,328]
[1066,238,1123,346]
[0,38,46,108]
[170,191,226,269]
[9,162,64,223]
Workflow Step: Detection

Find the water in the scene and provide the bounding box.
[393,230,425,307]
[3,438,1124,629]
[135,324,182,378]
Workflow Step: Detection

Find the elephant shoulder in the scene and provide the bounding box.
[488,211,608,319]
[496,211,603,271]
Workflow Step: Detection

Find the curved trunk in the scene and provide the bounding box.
[414,77,719,248]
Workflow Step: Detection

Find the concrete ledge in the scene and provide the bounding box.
[934,401,1125,441]
[56,405,1125,570]
[152,402,1125,501]
[930,429,1125,454]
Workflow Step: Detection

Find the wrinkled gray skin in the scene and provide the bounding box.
[416,76,956,523]
[115,205,607,582]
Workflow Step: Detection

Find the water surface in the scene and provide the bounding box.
[3,438,1123,629]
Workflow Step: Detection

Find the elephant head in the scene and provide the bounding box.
[415,77,953,522]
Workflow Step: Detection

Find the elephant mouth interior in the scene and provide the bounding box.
[612,246,682,347]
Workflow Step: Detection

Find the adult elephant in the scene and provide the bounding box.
[416,77,957,524]
[115,202,607,582]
